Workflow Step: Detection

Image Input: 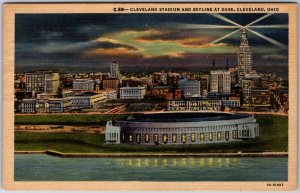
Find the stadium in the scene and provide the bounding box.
[105,112,259,145]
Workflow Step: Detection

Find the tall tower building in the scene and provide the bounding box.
[237,29,252,83]
[110,60,121,79]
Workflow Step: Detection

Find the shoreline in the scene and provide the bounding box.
[15,111,288,116]
[14,150,288,158]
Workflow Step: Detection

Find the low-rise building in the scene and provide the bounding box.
[46,98,72,113]
[73,79,95,91]
[152,86,172,99]
[21,99,37,113]
[105,90,118,101]
[174,89,183,99]
[152,72,168,85]
[222,97,241,108]
[274,89,288,112]
[37,92,59,99]
[103,78,120,91]
[251,89,271,107]
[21,97,72,113]
[71,92,107,109]
[167,72,180,86]
[62,90,74,98]
[105,121,121,144]
[167,98,222,111]
[120,86,146,99]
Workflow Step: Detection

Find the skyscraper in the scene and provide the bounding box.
[210,70,231,95]
[237,29,252,83]
[110,60,121,79]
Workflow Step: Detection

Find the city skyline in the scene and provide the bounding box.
[16,13,288,73]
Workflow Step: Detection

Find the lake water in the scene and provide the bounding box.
[15,154,287,181]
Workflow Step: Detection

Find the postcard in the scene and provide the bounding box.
[2,2,298,191]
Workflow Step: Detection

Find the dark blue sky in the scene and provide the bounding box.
[15,13,288,73]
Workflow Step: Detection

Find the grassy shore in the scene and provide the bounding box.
[15,114,288,153]
[15,114,130,126]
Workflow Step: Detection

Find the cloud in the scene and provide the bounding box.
[39,31,64,40]
[99,29,238,58]
[77,24,108,34]
[15,14,288,73]
[85,47,142,57]
[163,51,185,58]
[261,54,288,60]
[32,39,138,54]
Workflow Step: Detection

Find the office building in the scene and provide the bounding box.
[110,60,121,79]
[20,99,37,113]
[222,97,241,108]
[71,92,107,109]
[242,79,252,107]
[210,70,231,95]
[152,86,172,99]
[120,86,146,99]
[152,72,168,85]
[25,70,59,93]
[73,79,95,91]
[251,89,271,107]
[103,78,120,91]
[178,78,201,98]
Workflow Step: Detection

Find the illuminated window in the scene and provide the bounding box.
[225,131,229,141]
[172,134,177,143]
[191,133,195,142]
[129,133,133,142]
[232,130,237,139]
[209,132,213,141]
[217,132,221,141]
[181,133,186,143]
[121,133,126,142]
[163,134,168,144]
[200,133,205,141]
[154,134,159,144]
[145,134,150,143]
[136,134,141,144]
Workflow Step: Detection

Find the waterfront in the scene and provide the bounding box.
[15,154,287,181]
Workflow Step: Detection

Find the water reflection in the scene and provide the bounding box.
[117,157,238,168]
[208,158,213,168]
[14,155,288,181]
[218,158,222,168]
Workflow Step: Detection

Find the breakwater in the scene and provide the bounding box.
[15,150,288,158]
